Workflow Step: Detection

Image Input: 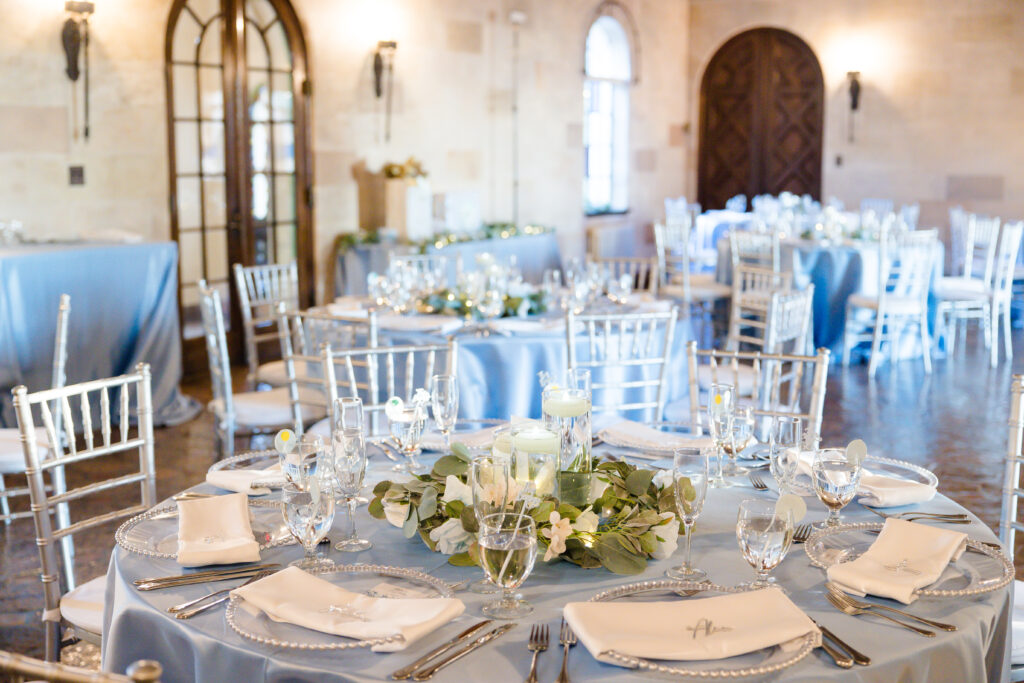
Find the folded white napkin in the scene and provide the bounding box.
[421,424,503,452]
[598,421,713,454]
[794,451,936,507]
[205,463,283,495]
[564,587,818,665]
[489,317,563,335]
[231,566,465,652]
[378,314,463,334]
[326,303,370,318]
[177,493,261,567]
[827,518,968,604]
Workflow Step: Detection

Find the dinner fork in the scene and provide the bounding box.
[825,584,957,631]
[793,523,813,543]
[748,473,768,490]
[526,623,548,683]
[865,508,970,524]
[556,619,577,683]
[172,570,274,619]
[826,592,935,636]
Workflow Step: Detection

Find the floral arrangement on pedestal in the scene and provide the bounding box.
[368,444,688,575]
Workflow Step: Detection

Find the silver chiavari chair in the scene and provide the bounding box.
[685,342,830,445]
[232,261,300,389]
[936,215,1001,354]
[566,308,678,422]
[589,255,660,295]
[726,265,793,352]
[277,306,379,438]
[199,281,322,458]
[321,340,458,437]
[1000,374,1024,679]
[654,221,730,341]
[0,650,162,683]
[729,230,780,272]
[13,364,156,662]
[988,221,1024,367]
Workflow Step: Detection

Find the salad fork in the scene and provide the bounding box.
[826,592,934,636]
[526,623,548,683]
[792,523,813,543]
[748,473,768,490]
[865,508,970,524]
[825,583,957,631]
[556,619,577,683]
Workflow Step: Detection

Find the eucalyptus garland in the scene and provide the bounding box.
[415,288,548,320]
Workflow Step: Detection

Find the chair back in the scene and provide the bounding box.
[880,230,937,307]
[729,230,780,272]
[685,342,830,445]
[198,280,234,423]
[1000,374,1024,562]
[566,308,678,422]
[962,215,1001,285]
[653,221,695,300]
[992,221,1024,301]
[589,256,659,295]
[899,203,920,231]
[764,286,815,355]
[14,364,156,661]
[233,262,299,386]
[0,650,162,682]
[726,265,793,351]
[949,206,968,275]
[321,340,458,437]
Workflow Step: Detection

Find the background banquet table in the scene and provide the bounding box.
[0,241,197,427]
[334,233,563,297]
[103,447,1010,682]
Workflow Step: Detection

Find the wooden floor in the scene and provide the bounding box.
[1,327,1021,660]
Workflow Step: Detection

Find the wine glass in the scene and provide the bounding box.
[429,374,459,452]
[334,397,367,504]
[736,499,794,589]
[468,454,512,594]
[666,446,710,581]
[478,512,538,619]
[281,434,325,487]
[768,416,802,494]
[283,456,336,570]
[333,426,372,553]
[723,405,753,476]
[811,448,863,529]
[389,405,425,473]
[707,383,735,488]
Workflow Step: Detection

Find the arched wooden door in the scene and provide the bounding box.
[165,0,313,372]
[698,28,823,210]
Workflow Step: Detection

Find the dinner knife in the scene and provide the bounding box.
[133,563,281,587]
[390,620,493,680]
[410,623,516,680]
[811,619,870,666]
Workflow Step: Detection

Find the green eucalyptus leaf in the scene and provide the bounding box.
[445,500,465,519]
[593,533,647,575]
[433,455,469,478]
[531,501,556,525]
[556,503,581,521]
[368,497,385,519]
[638,530,658,554]
[418,486,438,519]
[402,508,420,538]
[460,505,479,533]
[447,551,478,567]
[372,480,392,496]
[451,442,473,463]
[419,527,437,551]
[625,469,655,497]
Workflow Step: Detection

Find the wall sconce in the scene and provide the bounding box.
[846,71,861,143]
[373,40,397,142]
[62,1,94,141]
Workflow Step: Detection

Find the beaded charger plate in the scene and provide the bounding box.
[789,454,939,498]
[207,449,285,488]
[115,498,294,560]
[584,580,817,678]
[225,564,454,651]
[804,522,1013,598]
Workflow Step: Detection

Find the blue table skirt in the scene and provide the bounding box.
[0,241,199,426]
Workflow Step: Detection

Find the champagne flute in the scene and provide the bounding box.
[707,383,735,488]
[281,433,325,487]
[723,405,753,476]
[333,426,372,552]
[768,416,802,494]
[736,498,794,589]
[389,405,425,473]
[666,446,710,581]
[479,512,538,619]
[429,374,459,452]
[468,454,512,594]
[811,448,863,529]
[283,455,336,570]
[334,397,368,504]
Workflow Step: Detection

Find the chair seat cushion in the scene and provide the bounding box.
[307,417,331,439]
[848,293,924,315]
[61,575,105,636]
[256,360,314,387]
[1013,579,1024,664]
[696,363,757,397]
[209,388,325,428]
[935,276,990,302]
[0,427,51,474]
[661,277,731,302]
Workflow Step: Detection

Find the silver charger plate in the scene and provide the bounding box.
[790,453,939,498]
[225,564,454,651]
[115,498,295,560]
[207,449,284,487]
[584,580,817,678]
[804,522,1013,598]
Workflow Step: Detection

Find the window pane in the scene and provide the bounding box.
[204,175,227,228]
[179,230,203,286]
[276,223,297,263]
[198,16,222,65]
[172,65,198,118]
[200,121,225,175]
[171,10,201,63]
[273,123,295,172]
[583,79,629,214]
[176,176,201,229]
[271,72,293,121]
[585,16,631,81]
[205,229,229,281]
[252,172,270,221]
[174,122,199,175]
[246,20,269,70]
[198,66,224,120]
[275,174,296,222]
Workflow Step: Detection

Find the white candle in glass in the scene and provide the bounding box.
[542,390,590,419]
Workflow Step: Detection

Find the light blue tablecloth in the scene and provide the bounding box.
[102,448,1011,682]
[334,233,563,296]
[0,241,199,426]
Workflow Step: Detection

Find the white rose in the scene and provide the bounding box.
[588,475,609,503]
[573,507,599,534]
[651,511,680,560]
[651,469,673,491]
[383,501,409,528]
[439,475,474,507]
[428,518,473,555]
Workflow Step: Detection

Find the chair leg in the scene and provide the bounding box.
[868,314,884,378]
[45,619,61,662]
[0,474,10,525]
[224,423,236,459]
[920,313,932,374]
[842,307,853,367]
[981,305,992,352]
[991,306,1000,368]
[1003,303,1013,361]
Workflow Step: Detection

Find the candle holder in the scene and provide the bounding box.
[542,386,593,507]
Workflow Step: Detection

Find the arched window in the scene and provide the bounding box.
[584,15,631,215]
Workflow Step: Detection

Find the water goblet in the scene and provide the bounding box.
[389,405,426,473]
[723,405,753,476]
[281,433,326,487]
[768,416,802,494]
[468,454,513,594]
[666,446,710,581]
[735,498,794,590]
[283,467,336,570]
[429,374,459,452]
[333,427,372,553]
[335,396,364,432]
[479,512,538,619]
[811,448,863,529]
[707,383,735,488]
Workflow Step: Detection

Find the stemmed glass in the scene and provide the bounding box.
[723,405,753,476]
[389,405,426,473]
[283,450,336,570]
[811,448,863,529]
[768,416,802,494]
[281,434,326,487]
[707,383,735,488]
[429,374,459,452]
[468,454,512,594]
[333,425,372,553]
[478,512,538,619]
[334,397,367,504]
[736,499,794,589]
[666,446,710,581]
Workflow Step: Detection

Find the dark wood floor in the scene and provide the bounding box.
[1,328,1021,660]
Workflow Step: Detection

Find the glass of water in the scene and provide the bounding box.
[736,498,794,589]
[707,383,735,488]
[811,448,863,529]
[333,427,372,553]
[666,446,710,581]
[281,433,326,487]
[723,405,753,476]
[283,462,336,570]
[469,455,512,594]
[768,416,802,494]
[479,512,538,619]
[429,374,459,452]
[389,405,426,473]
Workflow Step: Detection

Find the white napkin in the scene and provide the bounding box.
[564,587,819,665]
[827,518,968,604]
[231,566,465,652]
[421,424,504,452]
[176,493,261,567]
[326,301,370,318]
[793,451,936,507]
[206,463,283,495]
[598,421,713,454]
[489,317,564,335]
[378,314,463,334]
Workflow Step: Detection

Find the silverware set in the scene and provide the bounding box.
[134,564,282,591]
[556,619,577,683]
[810,618,869,667]
[866,508,971,524]
[793,523,813,543]
[825,582,957,636]
[747,473,768,490]
[390,620,515,680]
[167,570,275,619]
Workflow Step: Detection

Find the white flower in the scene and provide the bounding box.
[383,500,409,528]
[516,298,531,318]
[650,512,680,560]
[652,469,673,491]
[439,475,473,507]
[588,475,609,503]
[541,511,573,561]
[384,397,405,421]
[573,507,599,534]
[429,518,473,554]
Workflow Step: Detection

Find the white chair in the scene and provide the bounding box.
[0,650,162,682]
[321,340,458,438]
[198,280,323,458]
[900,204,920,231]
[665,197,713,270]
[726,265,793,352]
[729,230,780,272]
[233,261,300,389]
[936,215,1001,354]
[725,194,747,213]
[13,364,156,662]
[949,206,969,276]
[987,221,1024,367]
[842,230,938,377]
[653,221,731,340]
[565,308,679,422]
[999,374,1024,680]
[589,256,660,295]
[860,198,895,216]
[685,342,830,445]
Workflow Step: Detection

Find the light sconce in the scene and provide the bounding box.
[62,1,95,140]
[373,40,397,142]
[846,71,861,143]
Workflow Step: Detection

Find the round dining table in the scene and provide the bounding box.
[101,445,1011,682]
